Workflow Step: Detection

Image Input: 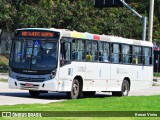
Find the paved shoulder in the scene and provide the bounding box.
[0,82,65,105]
[129,86,160,96]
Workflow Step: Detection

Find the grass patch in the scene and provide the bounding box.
[0,55,9,73]
[1,95,160,111]
[0,96,160,119]
[154,72,160,77]
[0,78,7,82]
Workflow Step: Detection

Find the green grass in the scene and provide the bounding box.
[0,78,7,82]
[1,95,160,111]
[0,96,160,119]
[154,72,160,77]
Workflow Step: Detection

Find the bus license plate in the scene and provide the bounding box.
[25,83,33,87]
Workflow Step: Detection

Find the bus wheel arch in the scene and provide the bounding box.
[67,76,83,99]
[112,78,130,97]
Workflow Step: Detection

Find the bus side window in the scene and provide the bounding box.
[86,41,98,61]
[60,41,71,66]
[143,47,151,65]
[132,46,142,65]
[150,48,152,65]
[122,45,132,64]
[111,43,121,63]
[72,39,85,61]
[99,42,110,62]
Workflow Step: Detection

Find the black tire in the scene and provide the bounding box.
[112,80,130,97]
[67,79,83,99]
[83,91,96,98]
[29,90,40,97]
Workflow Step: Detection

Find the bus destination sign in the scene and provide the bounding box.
[13,29,60,38]
[21,31,54,37]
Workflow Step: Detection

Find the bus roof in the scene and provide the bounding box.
[59,28,153,47]
[16,28,153,47]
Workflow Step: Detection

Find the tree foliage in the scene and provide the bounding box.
[0,0,160,43]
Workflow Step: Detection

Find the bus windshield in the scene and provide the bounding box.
[10,39,58,71]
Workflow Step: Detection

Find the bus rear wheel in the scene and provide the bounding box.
[112,80,130,97]
[29,90,40,97]
[67,79,82,99]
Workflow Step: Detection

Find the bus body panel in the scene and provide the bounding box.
[58,62,86,91]
[85,62,109,91]
[58,64,73,91]
[107,64,132,91]
[130,66,153,90]
[92,62,110,91]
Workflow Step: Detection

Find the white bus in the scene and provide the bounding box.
[8,28,153,99]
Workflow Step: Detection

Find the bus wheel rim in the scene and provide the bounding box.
[123,84,128,96]
[73,83,78,96]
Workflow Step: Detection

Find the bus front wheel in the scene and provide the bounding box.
[29,90,40,97]
[112,80,130,97]
[67,79,82,99]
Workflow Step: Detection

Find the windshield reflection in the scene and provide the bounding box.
[10,39,58,71]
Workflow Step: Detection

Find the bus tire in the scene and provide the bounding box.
[112,80,129,97]
[67,79,82,99]
[29,90,40,97]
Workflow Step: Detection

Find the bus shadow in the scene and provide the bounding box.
[0,92,112,100]
[0,92,67,100]
[94,93,112,98]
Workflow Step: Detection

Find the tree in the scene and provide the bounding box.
[0,0,15,42]
[0,0,159,44]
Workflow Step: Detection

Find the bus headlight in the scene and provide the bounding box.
[50,70,56,79]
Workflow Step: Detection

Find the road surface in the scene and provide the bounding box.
[0,82,66,105]
[0,82,160,105]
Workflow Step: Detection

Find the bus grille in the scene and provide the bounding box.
[16,76,46,82]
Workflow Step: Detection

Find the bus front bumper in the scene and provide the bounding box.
[8,76,59,91]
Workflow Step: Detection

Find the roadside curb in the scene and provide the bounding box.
[153,77,160,81]
[0,73,8,75]
[0,73,8,79]
[153,76,160,79]
[153,78,160,86]
[153,82,160,86]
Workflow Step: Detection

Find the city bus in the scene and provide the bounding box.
[8,28,153,99]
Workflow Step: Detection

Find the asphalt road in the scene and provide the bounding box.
[0,82,160,106]
[0,82,66,105]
